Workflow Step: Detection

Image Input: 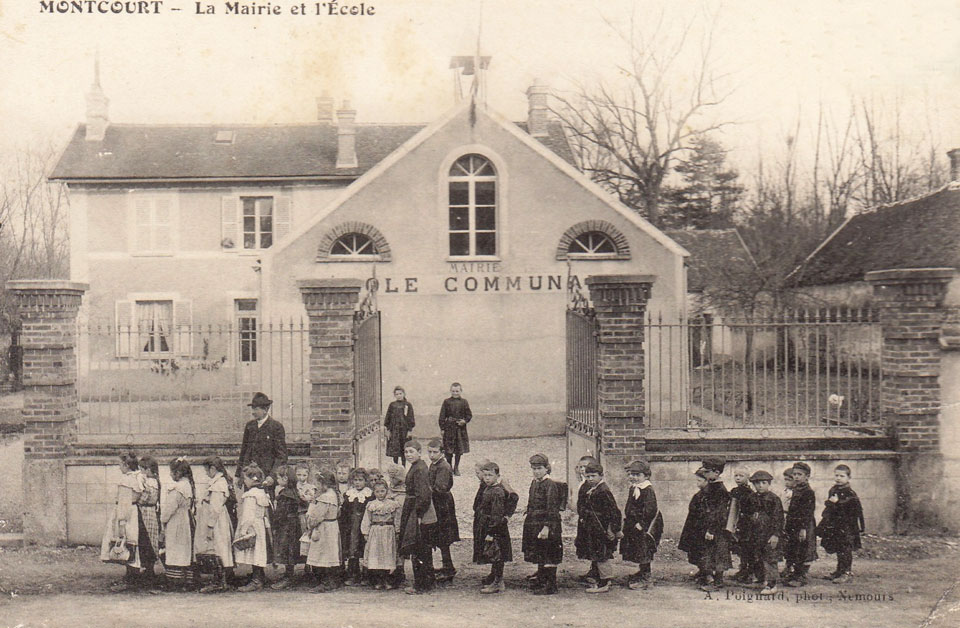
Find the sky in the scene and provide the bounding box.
[1,0,959,172]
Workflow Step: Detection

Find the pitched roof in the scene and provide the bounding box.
[663,229,754,292]
[794,186,960,286]
[50,120,575,182]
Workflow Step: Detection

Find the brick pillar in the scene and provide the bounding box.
[298,279,362,469]
[585,274,655,463]
[6,280,88,545]
[866,267,954,530]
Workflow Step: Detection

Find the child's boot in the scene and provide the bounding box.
[533,567,558,595]
[526,565,543,586]
[586,578,611,594]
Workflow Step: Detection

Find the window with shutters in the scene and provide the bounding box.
[136,301,173,355]
[131,194,176,254]
[221,194,291,251]
[235,299,258,363]
[115,297,192,359]
[448,154,497,257]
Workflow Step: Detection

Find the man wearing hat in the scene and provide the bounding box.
[237,392,288,495]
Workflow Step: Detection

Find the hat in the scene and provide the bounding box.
[792,462,811,475]
[694,467,708,479]
[750,470,773,482]
[584,461,604,475]
[480,461,500,474]
[625,460,651,476]
[529,453,549,467]
[248,392,273,408]
[702,457,726,473]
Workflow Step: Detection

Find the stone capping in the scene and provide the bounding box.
[555,220,631,260]
[5,280,90,292]
[297,278,364,290]
[315,221,392,262]
[864,267,956,283]
[585,274,656,305]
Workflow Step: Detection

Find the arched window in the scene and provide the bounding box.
[568,231,617,256]
[555,221,631,260]
[331,233,377,257]
[448,154,497,257]
[316,222,392,262]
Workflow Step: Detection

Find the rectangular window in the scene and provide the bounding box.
[235,299,258,363]
[136,301,173,355]
[132,195,175,253]
[242,197,273,250]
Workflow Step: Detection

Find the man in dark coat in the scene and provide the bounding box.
[784,462,818,586]
[575,461,622,594]
[237,392,287,495]
[427,438,460,582]
[438,382,471,475]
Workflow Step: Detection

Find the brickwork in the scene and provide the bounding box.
[585,274,655,458]
[298,279,362,469]
[6,280,88,545]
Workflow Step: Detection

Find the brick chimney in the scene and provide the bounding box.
[335,101,358,169]
[316,94,334,124]
[526,80,550,138]
[948,148,960,182]
[85,56,109,142]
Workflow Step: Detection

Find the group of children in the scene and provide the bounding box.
[100,447,864,598]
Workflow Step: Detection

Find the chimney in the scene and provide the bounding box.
[85,55,109,141]
[335,101,358,169]
[316,94,334,124]
[526,80,550,138]
[949,148,960,182]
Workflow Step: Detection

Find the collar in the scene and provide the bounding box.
[256,410,272,428]
[586,480,605,494]
[632,480,651,490]
[345,486,372,500]
[537,474,551,482]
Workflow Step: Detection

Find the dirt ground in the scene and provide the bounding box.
[1,537,958,628]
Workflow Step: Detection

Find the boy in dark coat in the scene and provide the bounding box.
[398,440,437,594]
[573,455,599,583]
[575,461,622,594]
[747,470,784,595]
[784,462,818,587]
[438,382,471,475]
[678,467,709,582]
[728,465,755,582]
[620,459,663,590]
[384,386,415,466]
[698,457,732,592]
[427,438,460,582]
[476,461,512,594]
[521,453,564,595]
[815,464,865,584]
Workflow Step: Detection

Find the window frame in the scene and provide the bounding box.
[441,149,506,261]
[135,300,174,357]
[235,298,259,364]
[566,231,619,259]
[330,232,379,258]
[241,196,274,251]
[128,192,178,256]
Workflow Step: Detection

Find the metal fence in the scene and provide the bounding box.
[645,308,883,431]
[76,320,310,442]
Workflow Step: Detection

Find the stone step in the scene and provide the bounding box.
[0,533,24,548]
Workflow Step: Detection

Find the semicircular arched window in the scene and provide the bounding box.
[331,233,377,257]
[568,231,617,256]
[555,220,631,260]
[316,222,392,262]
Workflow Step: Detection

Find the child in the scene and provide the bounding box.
[398,440,437,594]
[361,480,402,589]
[234,463,272,592]
[335,460,352,566]
[384,385,415,466]
[522,453,564,595]
[746,470,784,595]
[427,437,460,582]
[472,459,490,567]
[677,467,709,584]
[271,464,303,590]
[784,462,818,587]
[438,382,472,475]
[342,468,372,585]
[815,464,865,584]
[384,463,408,589]
[306,470,344,592]
[620,459,663,590]
[335,461,352,497]
[160,456,196,591]
[296,464,318,565]
[574,461,622,594]
[698,457,732,592]
[194,456,236,594]
[136,455,162,589]
[572,455,599,584]
[367,468,384,490]
[100,451,146,592]
[476,461,512,594]
[779,468,796,579]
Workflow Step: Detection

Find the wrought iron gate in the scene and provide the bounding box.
[565,308,599,506]
[354,312,382,468]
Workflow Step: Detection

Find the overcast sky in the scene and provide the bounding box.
[2,0,959,170]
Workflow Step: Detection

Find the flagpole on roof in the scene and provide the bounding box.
[470,0,484,126]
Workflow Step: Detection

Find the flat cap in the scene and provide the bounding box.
[529,453,549,467]
[750,470,774,482]
[702,457,726,473]
[792,462,811,475]
[624,459,651,475]
[694,467,708,479]
[584,461,604,475]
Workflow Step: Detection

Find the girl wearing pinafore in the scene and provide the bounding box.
[161,457,196,589]
[194,456,235,593]
[361,480,402,589]
[100,452,146,591]
[234,463,273,591]
[137,456,162,588]
[306,470,344,592]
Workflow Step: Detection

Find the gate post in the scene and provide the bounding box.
[298,279,363,469]
[6,280,88,545]
[585,275,655,485]
[865,267,955,531]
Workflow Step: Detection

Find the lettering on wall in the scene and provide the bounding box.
[379,273,581,294]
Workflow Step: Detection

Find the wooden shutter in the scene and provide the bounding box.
[154,197,173,252]
[133,198,153,251]
[173,300,193,356]
[115,300,134,357]
[274,196,292,242]
[221,196,239,250]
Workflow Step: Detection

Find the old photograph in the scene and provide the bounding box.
[1,1,958,626]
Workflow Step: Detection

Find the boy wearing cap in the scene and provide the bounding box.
[815,464,865,584]
[476,461,512,594]
[747,470,784,595]
[575,462,622,593]
[784,462,817,587]
[620,460,663,590]
[426,438,460,582]
[678,467,709,583]
[728,465,755,582]
[398,440,437,594]
[573,455,601,584]
[522,454,564,595]
[698,458,732,592]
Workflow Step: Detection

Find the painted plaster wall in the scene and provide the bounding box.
[941,277,960,527]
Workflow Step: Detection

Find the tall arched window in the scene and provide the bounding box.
[448,154,497,257]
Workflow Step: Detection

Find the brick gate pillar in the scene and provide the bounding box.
[299,279,363,469]
[6,280,88,545]
[585,275,655,479]
[865,267,955,530]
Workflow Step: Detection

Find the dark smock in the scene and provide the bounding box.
[428,458,460,547]
[398,459,435,557]
[471,483,487,563]
[341,491,369,560]
[816,485,864,554]
[620,484,663,564]
[522,477,564,565]
[575,481,622,562]
[784,483,818,565]
[475,483,512,563]
[438,397,471,455]
[700,481,733,572]
[748,491,784,579]
[678,487,707,566]
[271,487,303,565]
[384,400,415,459]
[729,484,754,556]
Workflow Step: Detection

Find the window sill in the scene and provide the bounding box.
[445,256,502,262]
[315,255,387,263]
[558,253,632,261]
